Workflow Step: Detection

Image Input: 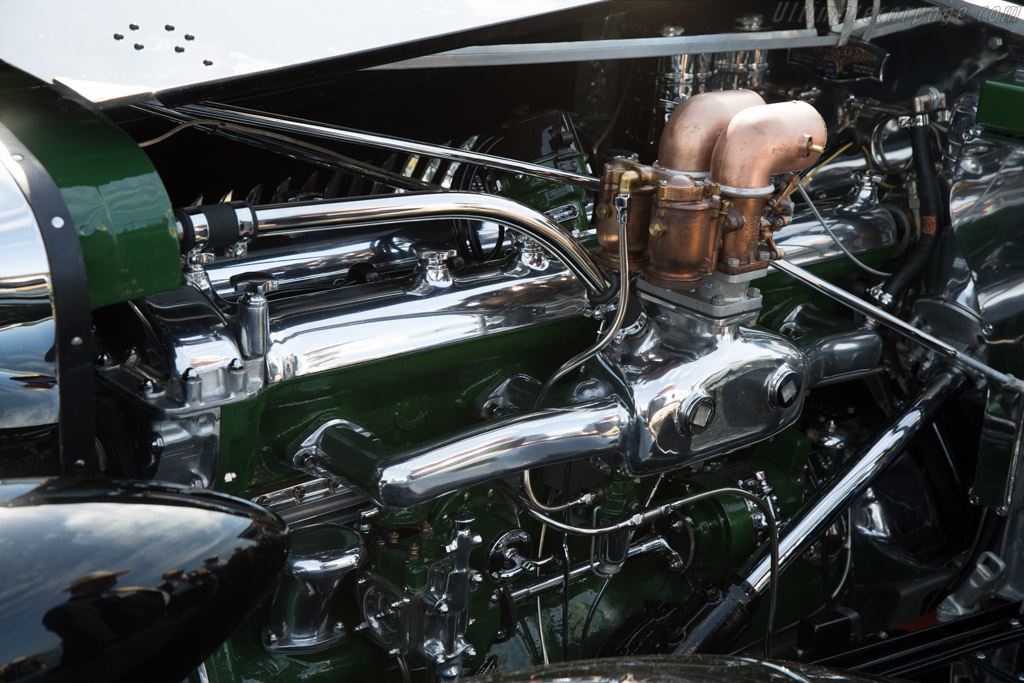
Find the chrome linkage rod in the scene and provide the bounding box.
[770,258,1024,392]
[149,101,602,191]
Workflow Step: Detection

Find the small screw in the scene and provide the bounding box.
[727,257,740,267]
[990,36,1004,50]
[150,436,164,453]
[11,154,22,162]
[265,632,278,646]
[747,287,761,298]
[70,336,83,346]
[51,216,64,229]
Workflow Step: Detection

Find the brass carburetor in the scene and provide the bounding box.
[594,90,826,291]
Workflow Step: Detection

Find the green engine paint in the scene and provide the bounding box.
[978,77,1024,139]
[0,66,180,309]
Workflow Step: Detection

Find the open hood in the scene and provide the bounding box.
[0,0,606,108]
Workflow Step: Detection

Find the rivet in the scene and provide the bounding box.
[134,43,144,50]
[50,216,64,229]
[70,336,83,346]
[74,459,86,468]
[203,59,213,66]
[129,23,139,30]
[113,33,124,40]
[165,24,175,31]
[175,46,185,53]
[11,154,22,162]
[184,33,195,40]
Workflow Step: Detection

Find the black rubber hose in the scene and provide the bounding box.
[881,124,942,302]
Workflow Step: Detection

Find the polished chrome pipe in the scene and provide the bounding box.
[165,102,602,191]
[770,258,1024,391]
[252,193,612,296]
[745,369,964,594]
[306,397,628,509]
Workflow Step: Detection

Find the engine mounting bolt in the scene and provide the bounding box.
[727,257,740,267]
[711,295,726,305]
[747,287,761,298]
[408,542,420,558]
[990,36,1004,49]
[387,530,400,543]
[265,632,278,646]
[649,221,665,237]
[150,436,164,453]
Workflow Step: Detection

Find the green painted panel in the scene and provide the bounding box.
[0,66,180,309]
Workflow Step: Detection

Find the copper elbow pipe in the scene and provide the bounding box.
[657,89,766,174]
[709,101,827,193]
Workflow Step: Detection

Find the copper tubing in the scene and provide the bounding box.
[657,90,765,174]
[709,101,826,192]
[710,101,826,272]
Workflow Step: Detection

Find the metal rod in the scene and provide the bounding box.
[249,192,611,296]
[505,536,672,603]
[366,13,939,70]
[745,369,964,594]
[769,258,1023,391]
[132,106,438,192]
[157,102,601,191]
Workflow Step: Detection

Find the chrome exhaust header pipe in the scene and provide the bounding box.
[252,193,611,296]
[296,397,628,509]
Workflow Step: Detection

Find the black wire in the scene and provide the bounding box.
[578,575,612,658]
[396,655,411,683]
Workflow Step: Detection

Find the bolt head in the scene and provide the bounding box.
[727,257,740,267]
[678,395,716,435]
